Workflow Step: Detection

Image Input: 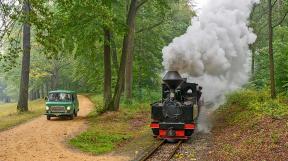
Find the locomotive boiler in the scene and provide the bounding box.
[150,71,202,140]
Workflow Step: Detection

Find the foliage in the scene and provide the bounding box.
[274,26,288,94]
[0,0,193,104]
[224,89,288,118]
[250,0,288,96]
[132,0,193,91]
[87,95,105,114]
[0,0,53,70]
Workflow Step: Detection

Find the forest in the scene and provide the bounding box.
[0,0,288,160]
[0,0,286,110]
[0,0,194,110]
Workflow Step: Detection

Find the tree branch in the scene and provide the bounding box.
[272,0,278,8]
[136,0,148,11]
[136,20,165,33]
[272,10,288,28]
[252,0,278,21]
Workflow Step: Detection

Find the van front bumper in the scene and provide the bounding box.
[44,111,73,116]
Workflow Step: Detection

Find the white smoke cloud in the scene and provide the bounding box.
[162,0,259,132]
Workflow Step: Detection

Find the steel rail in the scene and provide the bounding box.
[139,140,183,161]
[166,140,183,161]
[139,140,165,161]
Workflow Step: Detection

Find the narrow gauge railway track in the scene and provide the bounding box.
[139,140,183,161]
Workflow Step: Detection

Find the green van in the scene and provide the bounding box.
[44,90,79,120]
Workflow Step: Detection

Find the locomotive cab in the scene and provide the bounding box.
[150,71,202,140]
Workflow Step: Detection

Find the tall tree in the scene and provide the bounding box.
[268,0,276,99]
[111,0,138,110]
[124,0,141,101]
[124,0,166,101]
[102,0,113,110]
[17,0,31,112]
[104,29,112,110]
[250,4,257,76]
[124,33,134,101]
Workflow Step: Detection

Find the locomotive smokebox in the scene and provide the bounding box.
[163,71,183,91]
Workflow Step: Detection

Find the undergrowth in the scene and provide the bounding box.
[223,89,288,119]
[69,94,151,155]
[205,89,288,161]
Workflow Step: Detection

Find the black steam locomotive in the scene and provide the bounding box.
[150,71,202,140]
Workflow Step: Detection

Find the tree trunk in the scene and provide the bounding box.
[104,29,112,111]
[45,81,49,96]
[51,67,59,90]
[17,0,31,112]
[268,0,276,99]
[36,89,40,99]
[124,20,136,101]
[5,96,11,103]
[138,36,143,100]
[251,46,255,76]
[111,0,138,111]
[40,84,44,98]
[33,90,37,100]
[249,5,256,78]
[29,89,33,100]
[111,33,119,74]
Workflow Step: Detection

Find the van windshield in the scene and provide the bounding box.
[48,93,72,102]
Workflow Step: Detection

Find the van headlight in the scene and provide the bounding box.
[45,106,49,110]
[67,106,71,110]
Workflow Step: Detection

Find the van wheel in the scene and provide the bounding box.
[74,110,77,117]
[47,116,51,120]
[69,114,74,120]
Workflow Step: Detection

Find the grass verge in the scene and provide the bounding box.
[204,89,288,161]
[0,100,44,131]
[69,95,151,155]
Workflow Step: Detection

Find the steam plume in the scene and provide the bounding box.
[162,0,259,132]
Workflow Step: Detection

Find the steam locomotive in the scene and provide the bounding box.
[150,71,203,140]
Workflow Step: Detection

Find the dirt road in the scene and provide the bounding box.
[0,95,129,161]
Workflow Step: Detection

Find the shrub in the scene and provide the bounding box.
[224,89,288,118]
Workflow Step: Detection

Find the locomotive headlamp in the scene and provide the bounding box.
[67,106,71,110]
[45,106,49,110]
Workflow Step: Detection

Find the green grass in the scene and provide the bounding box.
[69,95,151,155]
[223,89,288,119]
[0,100,45,131]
